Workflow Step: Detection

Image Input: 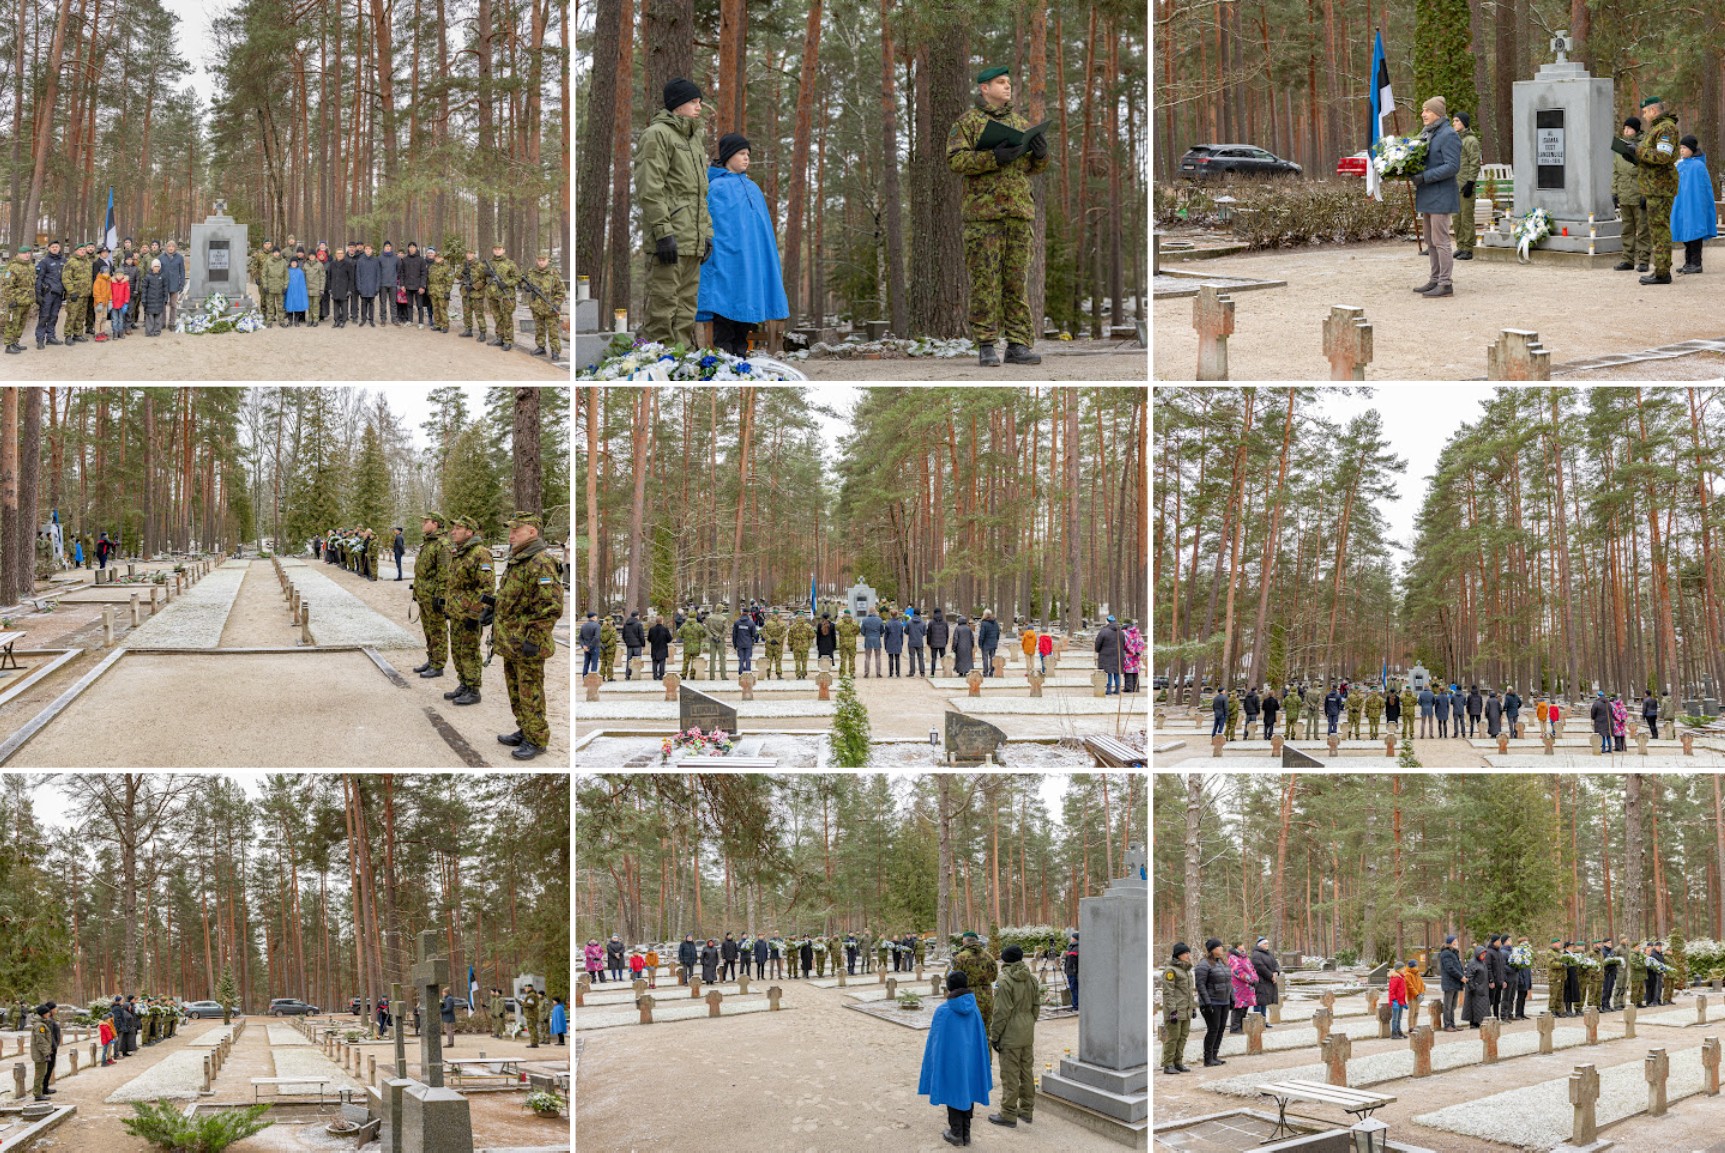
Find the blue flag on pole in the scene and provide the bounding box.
[467,966,477,1012]
[103,187,119,252]
[809,573,817,617]
[1366,31,1394,201]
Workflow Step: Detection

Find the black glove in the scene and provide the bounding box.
[1613,194,1620,209]
[433,597,445,613]
[654,235,679,266]
[992,141,1027,167]
[1461,181,1475,199]
[466,618,482,632]
[1641,196,1648,208]
[701,239,713,263]
[522,640,539,659]
[1029,133,1048,160]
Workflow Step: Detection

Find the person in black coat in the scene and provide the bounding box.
[978,610,1001,676]
[906,612,928,676]
[139,261,169,336]
[927,609,950,664]
[1242,689,1261,736]
[1483,934,1507,1017]
[34,241,66,348]
[1466,685,1484,736]
[327,250,355,325]
[731,614,757,674]
[700,940,720,984]
[647,616,673,680]
[354,244,382,326]
[1464,948,1490,1027]
[605,935,626,981]
[799,937,814,977]
[378,242,401,325]
[400,242,430,327]
[621,611,646,679]
[883,611,906,676]
[1261,691,1280,740]
[1438,936,1466,1030]
[815,617,837,660]
[720,933,740,981]
[752,934,769,979]
[676,934,698,984]
[1249,938,1280,1025]
[1324,687,1344,735]
[1194,939,1234,1066]
[392,528,406,580]
[1590,692,1612,755]
[951,615,975,675]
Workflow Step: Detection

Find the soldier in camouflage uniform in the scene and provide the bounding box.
[1628,942,1647,1006]
[518,984,543,1047]
[598,617,618,681]
[1635,96,1681,283]
[1304,683,1323,740]
[705,603,731,680]
[3,248,35,354]
[1452,114,1482,257]
[411,513,451,679]
[1283,684,1302,736]
[427,249,454,332]
[1400,685,1418,740]
[762,612,787,678]
[1585,941,1606,1009]
[952,931,999,1034]
[788,614,814,678]
[494,512,563,758]
[303,248,326,327]
[1224,689,1240,741]
[61,242,92,343]
[1365,687,1384,740]
[1547,938,1568,1016]
[1345,689,1364,739]
[1615,118,1652,272]
[678,612,706,678]
[444,515,495,705]
[483,242,519,350]
[946,67,1051,367]
[837,611,860,677]
[523,250,565,359]
[262,246,290,325]
[462,248,488,339]
[248,241,272,303]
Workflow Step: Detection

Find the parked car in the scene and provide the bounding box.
[1178,144,1302,180]
[268,998,319,1016]
[182,1000,241,1020]
[1337,151,1370,178]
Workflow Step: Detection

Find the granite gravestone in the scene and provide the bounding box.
[187,202,253,309]
[1037,843,1147,1143]
[944,709,1006,765]
[846,580,879,618]
[680,683,740,735]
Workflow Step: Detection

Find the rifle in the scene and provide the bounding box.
[517,271,553,310]
[481,255,513,301]
[460,261,474,293]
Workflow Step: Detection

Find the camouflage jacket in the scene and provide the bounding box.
[946,97,1050,222]
[787,618,813,653]
[4,255,33,305]
[1637,113,1681,197]
[761,618,788,648]
[428,260,454,297]
[524,265,565,314]
[446,538,495,622]
[462,258,487,294]
[262,252,290,292]
[484,256,519,301]
[412,530,450,605]
[63,254,92,297]
[494,536,564,660]
[678,617,706,654]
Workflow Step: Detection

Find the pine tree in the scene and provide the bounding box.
[829,674,872,767]
[349,423,391,530]
[284,393,344,549]
[215,966,238,1023]
[443,423,506,540]
[1414,0,1479,125]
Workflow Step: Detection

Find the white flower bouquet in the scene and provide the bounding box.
[1514,207,1553,263]
[1372,135,1428,181]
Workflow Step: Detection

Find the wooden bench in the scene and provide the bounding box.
[1082,735,1146,767]
[251,1075,334,1103]
[677,756,779,767]
[0,631,28,670]
[1255,1080,1396,1142]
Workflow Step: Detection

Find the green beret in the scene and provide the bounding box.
[492,241,507,249]
[507,510,542,529]
[962,930,979,940]
[13,246,26,255]
[422,512,446,527]
[1642,95,1663,107]
[976,66,1008,84]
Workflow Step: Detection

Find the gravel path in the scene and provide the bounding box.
[1413,1044,1707,1147]
[186,1025,239,1048]
[120,566,247,648]
[105,1049,211,1101]
[267,1025,312,1046]
[275,563,420,648]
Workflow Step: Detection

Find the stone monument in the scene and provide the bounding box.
[187,202,253,309]
[846,580,879,619]
[375,931,473,1153]
[680,682,740,735]
[1479,34,1622,256]
[944,709,1006,765]
[1037,843,1147,1144]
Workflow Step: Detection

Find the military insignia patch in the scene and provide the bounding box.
[1166,969,1177,982]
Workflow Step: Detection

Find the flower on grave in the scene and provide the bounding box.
[1513,207,1554,263]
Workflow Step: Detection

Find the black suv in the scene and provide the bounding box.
[268,998,319,1016]
[1178,144,1302,180]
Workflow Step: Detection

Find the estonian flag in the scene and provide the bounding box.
[1367,32,1394,201]
[809,573,817,618]
[103,187,119,252]
[467,965,477,1012]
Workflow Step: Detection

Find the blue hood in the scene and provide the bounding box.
[696,166,790,325]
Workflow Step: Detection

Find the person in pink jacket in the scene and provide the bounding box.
[1226,943,1260,1033]
[584,938,606,982]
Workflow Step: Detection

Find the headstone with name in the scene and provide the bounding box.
[187,203,253,309]
[944,710,1006,765]
[680,683,740,736]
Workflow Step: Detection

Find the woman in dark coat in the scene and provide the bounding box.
[799,937,815,977]
[1484,692,1503,737]
[1249,939,1281,1020]
[815,618,837,659]
[326,251,355,326]
[700,940,720,984]
[1464,948,1490,1027]
[677,935,699,983]
[977,611,1001,675]
[927,609,951,663]
[951,615,975,675]
[883,611,906,677]
[139,261,169,336]
[1590,692,1612,755]
[647,615,673,680]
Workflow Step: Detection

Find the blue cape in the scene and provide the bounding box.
[1672,154,1719,243]
[696,166,790,324]
[917,991,993,1108]
[284,268,309,312]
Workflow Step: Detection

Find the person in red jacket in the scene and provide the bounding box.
[1387,963,1409,1039]
[628,950,646,982]
[1037,631,1053,675]
[108,269,131,340]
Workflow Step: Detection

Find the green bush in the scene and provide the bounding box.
[122,1102,273,1153]
[828,674,871,767]
[1156,182,1417,250]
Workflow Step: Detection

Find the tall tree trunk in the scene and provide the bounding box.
[512,388,543,514]
[625,390,649,616]
[575,0,620,305]
[907,9,969,337]
[18,389,42,600]
[607,0,636,322]
[781,0,825,322]
[1184,774,1203,946]
[0,390,16,605]
[880,0,908,336]
[1624,773,1645,942]
[1026,0,1047,335]
[22,0,74,237]
[583,388,601,609]
[729,388,756,604]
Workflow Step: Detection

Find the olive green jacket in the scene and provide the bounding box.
[636,110,714,251]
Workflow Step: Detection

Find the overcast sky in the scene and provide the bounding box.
[166,0,220,106]
[24,772,267,831]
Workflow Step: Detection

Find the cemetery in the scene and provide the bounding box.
[1154,772,1725,1152]
[576,772,1147,1146]
[0,772,569,1153]
[576,386,1148,768]
[1153,385,1725,770]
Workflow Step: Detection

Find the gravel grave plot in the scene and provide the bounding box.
[1267,1001,1370,1021]
[949,695,1149,716]
[577,700,839,719]
[267,1025,313,1046]
[575,998,779,1030]
[277,563,420,648]
[271,1045,362,1090]
[1204,1026,1607,1097]
[187,1025,239,1047]
[848,999,937,1031]
[106,1050,212,1102]
[220,559,251,569]
[1636,1008,1713,1027]
[581,984,759,1006]
[120,565,248,648]
[1413,1044,1707,1147]
[1216,1014,1384,1057]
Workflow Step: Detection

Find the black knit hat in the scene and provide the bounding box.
[718,133,751,167]
[1454,110,1470,129]
[1626,115,1643,131]
[1204,936,1223,952]
[1682,134,1700,153]
[1173,942,1191,960]
[663,77,702,111]
[1001,945,1023,963]
[946,970,969,991]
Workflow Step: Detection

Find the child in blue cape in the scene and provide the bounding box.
[917,969,993,1146]
[696,133,789,356]
[1672,134,1717,275]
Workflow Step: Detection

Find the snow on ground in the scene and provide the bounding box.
[274,562,420,648]
[575,998,778,1030]
[270,1045,362,1090]
[121,566,247,648]
[267,1025,313,1046]
[106,1050,211,1102]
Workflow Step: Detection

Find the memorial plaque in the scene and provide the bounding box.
[680,683,740,735]
[944,709,1006,765]
[1536,109,1566,190]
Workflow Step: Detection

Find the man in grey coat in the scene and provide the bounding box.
[1411,95,1462,298]
[378,242,400,325]
[859,608,884,677]
[159,241,186,330]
